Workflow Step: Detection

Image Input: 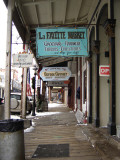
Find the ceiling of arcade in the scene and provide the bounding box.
[3,0,99,67]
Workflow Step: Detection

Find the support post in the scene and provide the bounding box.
[87,51,92,123]
[48,87,51,102]
[92,40,100,127]
[4,0,15,119]
[32,66,38,116]
[103,18,116,135]
[86,54,91,123]
[80,58,82,111]
[32,75,36,116]
[22,68,27,119]
[95,51,100,127]
[21,44,28,119]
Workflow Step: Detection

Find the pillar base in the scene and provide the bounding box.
[94,118,100,127]
[107,122,116,135]
[88,116,92,123]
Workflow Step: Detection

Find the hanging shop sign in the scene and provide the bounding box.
[40,67,71,81]
[99,65,110,76]
[12,53,33,68]
[47,81,68,87]
[36,27,88,57]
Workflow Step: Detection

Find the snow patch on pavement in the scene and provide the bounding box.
[24,126,34,133]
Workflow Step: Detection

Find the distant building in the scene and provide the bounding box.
[0,68,21,98]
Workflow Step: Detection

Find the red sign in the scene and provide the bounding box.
[99,65,110,76]
[27,82,32,96]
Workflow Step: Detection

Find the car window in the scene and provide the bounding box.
[11,94,21,100]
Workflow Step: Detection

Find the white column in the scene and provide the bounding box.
[64,87,68,105]
[4,0,15,119]
[1,89,2,98]
[21,67,27,119]
[21,44,28,119]
[87,61,90,116]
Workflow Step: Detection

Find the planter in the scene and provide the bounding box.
[36,100,48,112]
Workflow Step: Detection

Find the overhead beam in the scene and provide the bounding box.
[38,57,71,62]
[38,57,55,63]
[34,5,40,25]
[62,0,67,24]
[16,1,30,34]
[12,7,26,41]
[38,57,72,66]
[75,0,83,22]
[49,1,53,24]
[22,0,56,6]
[27,21,94,29]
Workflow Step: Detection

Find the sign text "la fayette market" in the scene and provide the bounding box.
[38,31,85,40]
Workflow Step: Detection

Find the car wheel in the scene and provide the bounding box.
[11,98,18,109]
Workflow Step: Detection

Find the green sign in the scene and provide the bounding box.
[36,27,88,57]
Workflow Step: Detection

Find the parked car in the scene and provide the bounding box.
[0,98,4,120]
[10,92,32,114]
[28,96,33,105]
[0,98,4,104]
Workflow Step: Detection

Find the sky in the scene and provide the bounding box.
[0,1,23,69]
[0,1,7,68]
[0,1,36,80]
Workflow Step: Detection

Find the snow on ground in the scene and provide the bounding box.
[11,115,20,119]
[11,111,62,120]
[24,126,34,133]
[10,103,65,133]
[48,103,65,108]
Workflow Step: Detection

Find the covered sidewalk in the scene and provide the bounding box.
[24,103,120,160]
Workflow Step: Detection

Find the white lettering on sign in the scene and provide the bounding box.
[99,65,110,76]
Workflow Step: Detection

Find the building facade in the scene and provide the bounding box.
[74,0,120,136]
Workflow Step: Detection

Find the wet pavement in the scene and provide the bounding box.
[24,103,120,160]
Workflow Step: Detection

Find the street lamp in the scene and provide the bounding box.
[32,65,38,116]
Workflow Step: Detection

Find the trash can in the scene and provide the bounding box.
[0,119,25,160]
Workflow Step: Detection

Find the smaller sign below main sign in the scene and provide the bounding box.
[47,81,68,87]
[40,67,71,81]
[99,65,110,76]
[12,54,33,68]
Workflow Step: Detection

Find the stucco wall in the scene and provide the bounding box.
[99,25,109,126]
[98,4,109,126]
